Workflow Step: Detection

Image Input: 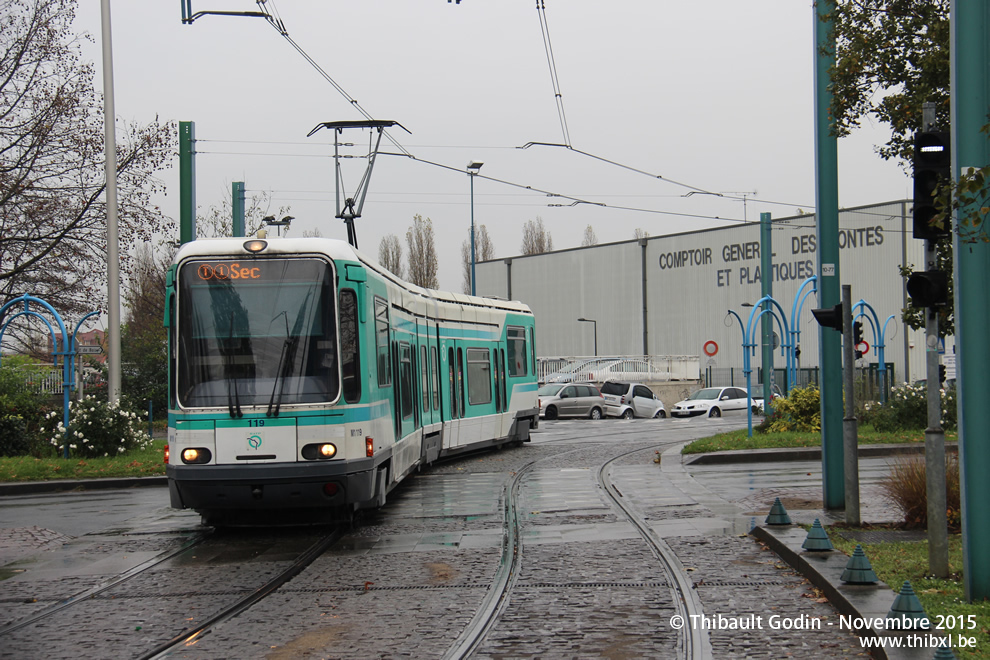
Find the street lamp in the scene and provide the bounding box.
[264,215,294,237]
[467,161,483,295]
[577,317,597,356]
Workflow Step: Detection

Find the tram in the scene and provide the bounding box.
[164,236,539,524]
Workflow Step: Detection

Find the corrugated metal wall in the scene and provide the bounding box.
[475,201,943,386]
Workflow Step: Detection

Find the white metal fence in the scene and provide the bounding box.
[537,355,700,384]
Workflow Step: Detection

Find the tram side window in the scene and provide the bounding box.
[507,326,527,377]
[400,343,413,420]
[431,346,440,411]
[467,348,491,405]
[448,347,458,419]
[375,297,391,387]
[456,348,465,418]
[339,289,361,403]
[421,345,429,413]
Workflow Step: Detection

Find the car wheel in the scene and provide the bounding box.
[590,407,602,420]
[655,410,666,419]
[708,407,721,418]
[545,406,558,420]
[621,409,634,420]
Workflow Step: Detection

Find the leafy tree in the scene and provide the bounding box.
[825,0,965,335]
[378,233,403,279]
[460,224,494,294]
[826,0,950,163]
[581,224,598,247]
[520,217,553,255]
[0,0,176,353]
[405,215,438,289]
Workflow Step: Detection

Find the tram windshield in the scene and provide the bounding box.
[177,258,339,410]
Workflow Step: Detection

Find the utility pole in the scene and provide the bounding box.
[814,0,844,510]
[950,0,990,600]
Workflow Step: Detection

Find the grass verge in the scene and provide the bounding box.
[0,439,167,482]
[681,426,958,455]
[826,526,990,658]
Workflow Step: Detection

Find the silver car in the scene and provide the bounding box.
[600,381,666,419]
[538,383,606,420]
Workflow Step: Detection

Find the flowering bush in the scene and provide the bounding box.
[41,396,152,458]
[860,382,957,432]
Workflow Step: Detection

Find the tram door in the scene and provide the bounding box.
[394,341,417,441]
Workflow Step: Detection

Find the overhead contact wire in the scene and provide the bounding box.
[256,1,412,157]
[537,1,571,147]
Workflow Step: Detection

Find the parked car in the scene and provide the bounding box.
[538,382,606,420]
[600,381,666,419]
[751,383,783,413]
[671,386,761,418]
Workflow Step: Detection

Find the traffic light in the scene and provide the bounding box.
[938,364,946,385]
[912,130,951,240]
[906,270,950,308]
[853,320,864,359]
[811,304,843,332]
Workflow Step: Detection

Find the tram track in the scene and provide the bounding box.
[0,526,344,659]
[0,530,212,637]
[138,527,344,660]
[598,444,712,660]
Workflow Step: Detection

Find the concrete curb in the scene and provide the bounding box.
[0,475,167,496]
[752,524,948,660]
[686,442,957,465]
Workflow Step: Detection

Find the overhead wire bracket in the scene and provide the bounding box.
[308,120,411,249]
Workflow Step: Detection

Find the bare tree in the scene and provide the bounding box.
[378,234,403,279]
[633,228,650,240]
[520,217,554,255]
[581,225,598,247]
[0,0,175,350]
[197,188,289,238]
[405,215,438,289]
[461,224,495,294]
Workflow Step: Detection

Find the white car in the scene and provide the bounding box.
[600,381,666,419]
[671,387,762,418]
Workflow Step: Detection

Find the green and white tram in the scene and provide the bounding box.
[164,236,539,524]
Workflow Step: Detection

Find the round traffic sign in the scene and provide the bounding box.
[703,340,719,357]
[856,341,870,355]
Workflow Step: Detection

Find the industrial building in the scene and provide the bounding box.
[475,200,945,388]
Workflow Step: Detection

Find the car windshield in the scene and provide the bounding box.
[538,384,565,396]
[687,388,721,401]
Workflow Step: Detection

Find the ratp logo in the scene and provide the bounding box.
[247,434,262,450]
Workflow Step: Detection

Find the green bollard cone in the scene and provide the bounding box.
[886,581,929,630]
[765,497,792,525]
[932,643,957,659]
[802,518,833,551]
[840,545,878,584]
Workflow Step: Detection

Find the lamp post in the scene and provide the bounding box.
[264,215,294,237]
[467,161,483,295]
[577,317,597,356]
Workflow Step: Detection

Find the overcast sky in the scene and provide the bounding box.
[74,0,910,292]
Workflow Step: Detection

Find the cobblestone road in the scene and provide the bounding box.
[1,417,893,658]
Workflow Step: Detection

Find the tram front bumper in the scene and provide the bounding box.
[166,458,380,511]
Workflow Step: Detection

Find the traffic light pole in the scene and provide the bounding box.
[841,285,860,525]
[920,104,948,579]
[923,237,948,578]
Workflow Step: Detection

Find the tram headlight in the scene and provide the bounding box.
[180,448,212,464]
[302,443,337,460]
[243,239,268,253]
